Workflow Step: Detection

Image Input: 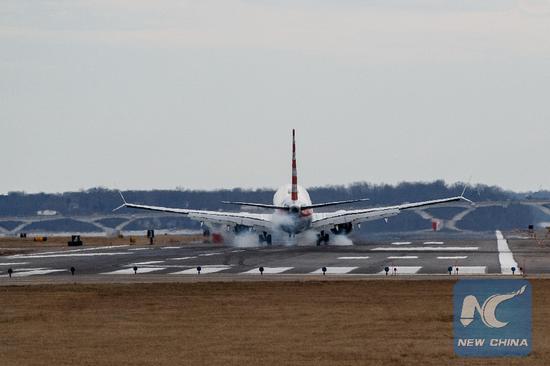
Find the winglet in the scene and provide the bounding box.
[112,191,128,212]
[119,191,127,204]
[459,177,475,205]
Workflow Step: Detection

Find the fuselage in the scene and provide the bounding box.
[272,184,313,234]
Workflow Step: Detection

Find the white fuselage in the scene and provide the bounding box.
[272,184,313,234]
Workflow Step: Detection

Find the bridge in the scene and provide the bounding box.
[0,200,548,235]
[0,212,183,236]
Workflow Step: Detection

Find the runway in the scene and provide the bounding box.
[1,230,548,283]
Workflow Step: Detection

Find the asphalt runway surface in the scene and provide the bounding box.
[2,230,548,283]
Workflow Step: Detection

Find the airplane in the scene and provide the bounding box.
[115,130,473,246]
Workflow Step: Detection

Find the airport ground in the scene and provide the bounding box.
[2,230,550,365]
[1,229,550,278]
[1,279,549,366]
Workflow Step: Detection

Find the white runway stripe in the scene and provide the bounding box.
[337,256,370,260]
[169,256,197,260]
[437,256,468,260]
[1,268,66,277]
[310,267,357,274]
[198,252,223,257]
[161,246,181,250]
[171,266,230,275]
[0,262,28,266]
[132,261,164,265]
[387,256,418,259]
[29,245,129,256]
[241,267,293,274]
[496,230,520,274]
[378,266,422,274]
[79,245,129,251]
[391,242,412,245]
[371,247,478,251]
[102,267,166,275]
[451,266,487,274]
[423,241,444,245]
[9,252,132,259]
[128,248,153,251]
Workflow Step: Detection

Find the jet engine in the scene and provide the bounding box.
[330,222,353,235]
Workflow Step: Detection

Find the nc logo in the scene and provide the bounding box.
[459,285,527,328]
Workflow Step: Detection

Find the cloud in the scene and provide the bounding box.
[2,0,549,65]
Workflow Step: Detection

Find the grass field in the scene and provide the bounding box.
[1,280,549,365]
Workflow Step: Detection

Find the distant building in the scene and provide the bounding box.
[36,210,57,216]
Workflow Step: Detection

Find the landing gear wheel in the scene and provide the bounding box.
[317,231,330,246]
[259,232,272,245]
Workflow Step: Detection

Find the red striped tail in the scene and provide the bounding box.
[291,129,298,201]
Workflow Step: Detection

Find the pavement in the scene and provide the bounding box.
[0,230,548,284]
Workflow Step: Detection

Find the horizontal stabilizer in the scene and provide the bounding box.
[221,201,289,210]
[301,198,370,210]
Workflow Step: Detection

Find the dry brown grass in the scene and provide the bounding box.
[1,280,549,366]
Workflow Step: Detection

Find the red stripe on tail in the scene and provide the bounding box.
[291,129,298,201]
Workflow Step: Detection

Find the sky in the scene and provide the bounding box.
[1,0,549,194]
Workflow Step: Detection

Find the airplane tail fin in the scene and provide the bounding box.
[291,129,298,202]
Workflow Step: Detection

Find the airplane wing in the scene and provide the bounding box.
[114,196,273,231]
[311,195,473,230]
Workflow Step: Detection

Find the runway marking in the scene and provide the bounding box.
[337,256,370,260]
[171,265,230,275]
[387,256,418,259]
[30,245,130,255]
[169,256,198,260]
[128,248,153,251]
[198,252,223,257]
[310,267,358,274]
[231,250,245,253]
[371,247,478,252]
[451,266,487,274]
[161,246,181,250]
[437,256,468,260]
[391,242,412,245]
[102,267,166,275]
[496,230,520,274]
[0,262,28,266]
[9,252,133,259]
[378,266,422,274]
[132,261,165,265]
[423,241,444,245]
[79,245,130,251]
[1,268,66,277]
[240,267,294,275]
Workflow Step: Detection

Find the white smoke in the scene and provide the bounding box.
[270,212,298,246]
[270,211,294,229]
[302,230,319,245]
[330,234,354,246]
[231,232,261,248]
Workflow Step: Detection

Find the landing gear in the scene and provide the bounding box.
[258,232,272,245]
[316,231,330,246]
